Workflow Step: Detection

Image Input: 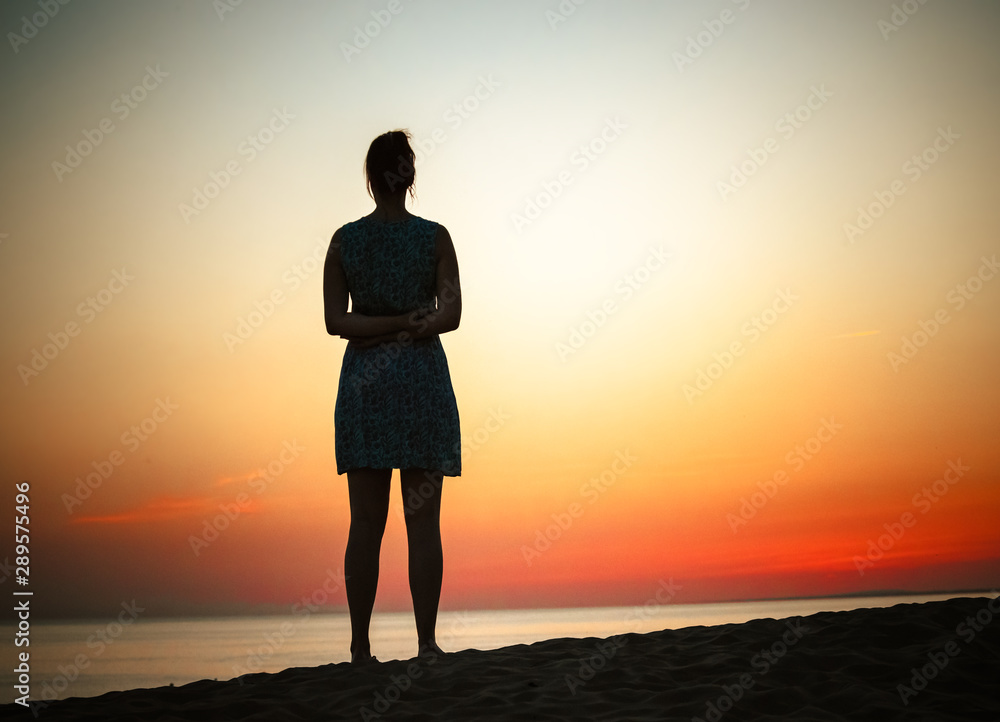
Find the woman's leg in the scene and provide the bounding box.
[400,468,444,657]
[345,467,392,664]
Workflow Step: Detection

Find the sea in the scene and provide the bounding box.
[0,593,972,705]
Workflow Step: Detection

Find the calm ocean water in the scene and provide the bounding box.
[1,593,966,704]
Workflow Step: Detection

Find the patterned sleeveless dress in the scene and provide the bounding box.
[333,215,461,476]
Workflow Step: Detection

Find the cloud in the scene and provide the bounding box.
[70,494,261,525]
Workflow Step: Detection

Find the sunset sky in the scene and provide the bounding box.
[1,0,998,619]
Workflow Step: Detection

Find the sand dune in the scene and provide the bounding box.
[6,596,998,721]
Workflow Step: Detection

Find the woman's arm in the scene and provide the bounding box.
[338,224,462,347]
[408,224,462,339]
[323,228,414,337]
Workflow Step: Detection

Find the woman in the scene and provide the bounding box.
[323,130,462,665]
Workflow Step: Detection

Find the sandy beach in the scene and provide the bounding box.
[6,595,998,721]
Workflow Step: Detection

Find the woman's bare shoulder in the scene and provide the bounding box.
[328,217,367,256]
[433,222,453,245]
[327,227,344,258]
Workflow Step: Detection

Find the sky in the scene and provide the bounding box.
[1,0,998,619]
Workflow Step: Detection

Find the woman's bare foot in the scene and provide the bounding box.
[351,646,379,665]
[417,639,445,661]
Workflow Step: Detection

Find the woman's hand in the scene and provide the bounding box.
[345,305,437,346]
[342,330,408,348]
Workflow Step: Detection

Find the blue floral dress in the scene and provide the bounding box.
[334,215,461,476]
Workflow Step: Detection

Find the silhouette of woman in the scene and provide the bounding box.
[323,130,462,665]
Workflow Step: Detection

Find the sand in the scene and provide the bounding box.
[5,596,998,721]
